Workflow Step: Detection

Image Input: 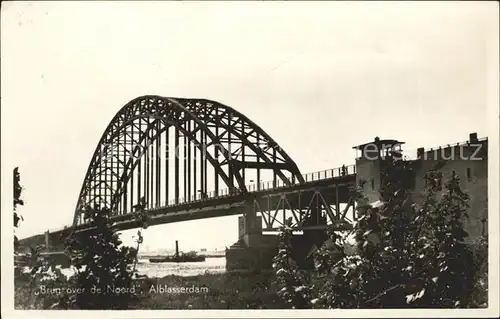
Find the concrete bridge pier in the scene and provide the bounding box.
[241,208,263,248]
[226,206,278,272]
[225,203,329,272]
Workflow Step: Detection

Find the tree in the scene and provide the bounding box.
[14,171,149,309]
[272,222,312,309]
[310,223,361,308]
[14,167,24,252]
[467,233,488,308]
[274,155,484,309]
[324,157,416,308]
[63,206,139,309]
[406,170,476,307]
[13,167,70,309]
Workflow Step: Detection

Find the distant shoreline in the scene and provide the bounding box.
[139,254,225,259]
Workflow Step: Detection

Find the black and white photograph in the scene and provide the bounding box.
[1,1,499,317]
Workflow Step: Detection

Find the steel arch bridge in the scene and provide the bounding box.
[73,95,314,227]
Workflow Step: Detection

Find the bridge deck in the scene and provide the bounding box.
[19,168,357,247]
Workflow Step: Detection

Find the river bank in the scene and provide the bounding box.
[130,271,286,309]
[15,271,287,309]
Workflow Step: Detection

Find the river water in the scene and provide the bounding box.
[51,257,227,279]
[135,257,226,277]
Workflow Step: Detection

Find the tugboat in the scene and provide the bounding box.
[149,240,206,263]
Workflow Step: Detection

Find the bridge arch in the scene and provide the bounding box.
[74,95,304,225]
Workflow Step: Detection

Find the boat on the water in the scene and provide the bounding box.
[149,254,206,263]
[148,240,206,263]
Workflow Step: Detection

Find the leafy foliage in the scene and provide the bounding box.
[405,170,476,307]
[16,204,147,310]
[310,226,361,308]
[15,248,71,309]
[467,234,488,308]
[14,167,70,309]
[274,156,487,309]
[272,222,313,309]
[13,167,24,252]
[62,207,140,309]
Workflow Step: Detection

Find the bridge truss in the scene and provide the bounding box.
[74,95,306,226]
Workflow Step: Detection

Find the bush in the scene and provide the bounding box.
[14,167,24,264]
[14,167,70,309]
[61,207,140,309]
[274,157,487,309]
[272,223,313,309]
[405,170,476,307]
[15,189,147,309]
[467,234,488,308]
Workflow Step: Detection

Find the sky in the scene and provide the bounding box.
[1,1,498,252]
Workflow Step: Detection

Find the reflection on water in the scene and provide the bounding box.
[136,257,226,278]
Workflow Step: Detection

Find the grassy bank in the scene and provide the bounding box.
[131,271,286,309]
[15,271,288,310]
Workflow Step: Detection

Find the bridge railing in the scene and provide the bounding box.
[68,164,357,228]
[243,163,356,193]
[301,164,356,183]
[159,187,236,208]
[154,164,356,209]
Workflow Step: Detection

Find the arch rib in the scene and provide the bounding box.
[74,95,304,225]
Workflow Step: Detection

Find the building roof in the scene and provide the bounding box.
[352,138,405,150]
